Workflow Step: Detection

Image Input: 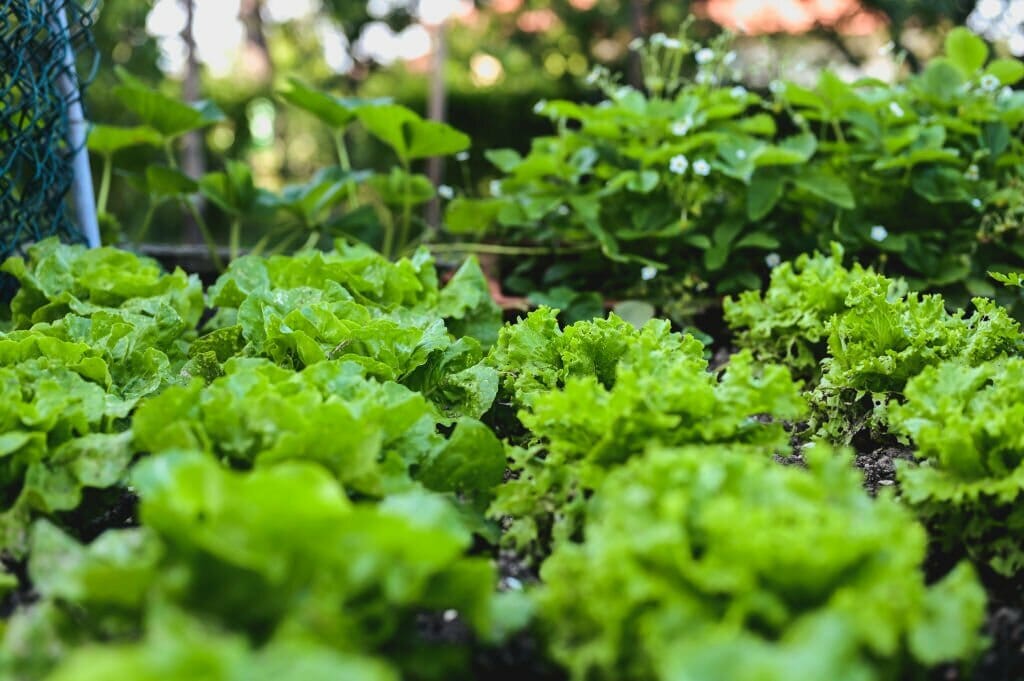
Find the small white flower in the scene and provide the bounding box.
[442,609,458,623]
[730,85,748,99]
[584,69,599,85]
[504,576,524,591]
[669,154,689,175]
[764,252,781,268]
[724,50,737,65]
[664,38,682,49]
[489,180,502,197]
[437,184,454,200]
[980,74,1001,92]
[695,47,715,65]
[769,79,786,95]
[888,101,905,118]
[532,99,547,114]
[556,204,570,216]
[629,37,644,51]
[870,225,888,242]
[965,164,980,181]
[999,86,1014,101]
[455,151,469,162]
[641,265,658,281]
[970,197,983,209]
[650,32,667,46]
[613,85,634,100]
[670,118,692,136]
[693,158,711,176]
[735,149,747,160]
[695,72,717,85]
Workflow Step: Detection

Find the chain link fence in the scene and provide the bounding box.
[1,0,98,298]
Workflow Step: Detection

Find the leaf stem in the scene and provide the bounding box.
[97,155,113,216]
[335,130,360,209]
[134,203,157,243]
[229,217,241,262]
[182,198,224,271]
[398,166,413,259]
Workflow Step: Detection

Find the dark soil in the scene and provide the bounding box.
[855,444,917,497]
[0,555,37,619]
[849,438,1024,681]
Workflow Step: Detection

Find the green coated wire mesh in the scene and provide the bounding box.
[1,0,98,298]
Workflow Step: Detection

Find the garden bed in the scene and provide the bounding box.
[1,238,1023,680]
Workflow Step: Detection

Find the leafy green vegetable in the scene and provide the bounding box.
[488,309,806,552]
[724,243,885,377]
[3,452,527,680]
[132,358,502,501]
[814,275,1022,440]
[205,243,501,394]
[891,358,1024,576]
[536,445,986,681]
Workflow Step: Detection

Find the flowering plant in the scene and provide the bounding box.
[446,27,1024,316]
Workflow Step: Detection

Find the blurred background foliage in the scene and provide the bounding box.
[84,0,1024,245]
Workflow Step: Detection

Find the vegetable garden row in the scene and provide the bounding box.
[3,26,1024,681]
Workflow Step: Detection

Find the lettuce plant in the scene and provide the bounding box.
[204,241,500,380]
[536,445,986,681]
[2,452,528,680]
[0,240,207,552]
[132,358,504,503]
[815,275,1022,440]
[890,358,1024,576]
[724,243,884,378]
[488,309,806,552]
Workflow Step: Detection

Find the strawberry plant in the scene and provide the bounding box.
[449,28,1024,314]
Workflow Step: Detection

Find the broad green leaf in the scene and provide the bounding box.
[198,161,261,216]
[356,105,470,163]
[793,171,854,209]
[87,124,163,155]
[612,300,656,329]
[144,166,199,199]
[982,122,1011,156]
[985,58,1024,85]
[919,60,966,102]
[484,149,523,173]
[910,166,971,203]
[418,417,505,495]
[945,27,989,76]
[625,170,659,194]
[364,168,436,207]
[444,198,504,234]
[747,170,785,220]
[113,68,224,139]
[279,77,388,128]
[734,232,780,250]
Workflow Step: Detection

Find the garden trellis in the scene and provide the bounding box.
[0,0,99,275]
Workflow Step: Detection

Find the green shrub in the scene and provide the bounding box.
[450,28,1024,307]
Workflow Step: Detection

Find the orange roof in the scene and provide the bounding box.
[698,0,887,36]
